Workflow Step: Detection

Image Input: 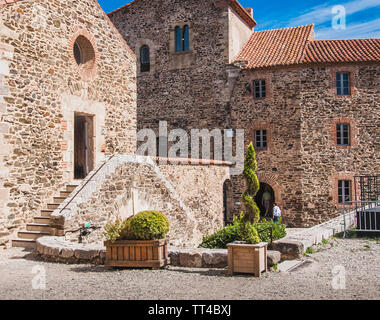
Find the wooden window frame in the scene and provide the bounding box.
[254,129,268,150]
[336,72,351,96]
[338,180,351,204]
[336,123,350,146]
[253,80,266,99]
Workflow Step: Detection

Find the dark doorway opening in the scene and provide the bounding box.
[255,182,275,219]
[74,114,94,180]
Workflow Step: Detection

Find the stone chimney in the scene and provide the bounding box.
[245,8,254,18]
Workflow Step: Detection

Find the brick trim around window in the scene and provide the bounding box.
[329,66,358,98]
[329,173,357,208]
[329,117,359,149]
[245,72,273,101]
[69,28,99,81]
[248,122,272,153]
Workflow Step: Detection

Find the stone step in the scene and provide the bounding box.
[47,203,60,210]
[34,216,51,224]
[27,223,51,233]
[278,260,306,272]
[12,238,36,249]
[53,196,66,204]
[60,191,72,197]
[18,231,50,240]
[66,185,79,192]
[41,209,54,217]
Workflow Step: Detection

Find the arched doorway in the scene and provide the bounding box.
[223,180,233,226]
[255,182,275,219]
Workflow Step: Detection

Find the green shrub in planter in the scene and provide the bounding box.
[129,211,170,240]
[199,222,240,249]
[199,214,286,249]
[103,219,133,243]
[199,214,260,249]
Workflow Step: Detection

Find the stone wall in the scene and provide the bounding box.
[51,155,231,248]
[109,0,251,140]
[0,0,136,236]
[230,62,380,226]
[299,63,380,225]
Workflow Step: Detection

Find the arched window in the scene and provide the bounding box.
[175,25,190,52]
[183,25,190,52]
[73,35,95,67]
[140,45,150,72]
[175,26,182,52]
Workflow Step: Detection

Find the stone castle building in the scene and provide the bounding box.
[0,0,379,248]
[0,0,230,248]
[109,0,380,227]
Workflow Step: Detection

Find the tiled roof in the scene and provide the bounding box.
[304,39,380,64]
[236,25,380,69]
[235,25,315,69]
[108,0,139,16]
[108,0,257,28]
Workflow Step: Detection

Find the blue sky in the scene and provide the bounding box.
[99,0,380,40]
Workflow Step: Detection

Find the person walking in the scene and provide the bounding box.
[273,203,282,224]
[262,187,272,219]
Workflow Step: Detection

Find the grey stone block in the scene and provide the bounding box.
[179,250,203,268]
[270,239,304,260]
[202,249,227,268]
[267,250,281,266]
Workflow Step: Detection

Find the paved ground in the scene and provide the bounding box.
[0,237,379,300]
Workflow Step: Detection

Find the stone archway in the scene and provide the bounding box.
[255,182,275,219]
[256,172,284,218]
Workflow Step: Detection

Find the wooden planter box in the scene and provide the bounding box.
[104,239,168,269]
[227,242,268,277]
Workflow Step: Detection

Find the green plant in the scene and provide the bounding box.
[199,222,240,249]
[273,263,278,271]
[199,214,271,249]
[129,211,170,240]
[103,219,132,243]
[255,218,287,243]
[322,239,329,245]
[237,219,261,244]
[304,247,315,256]
[241,143,260,224]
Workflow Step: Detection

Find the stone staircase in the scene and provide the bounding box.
[12,183,80,249]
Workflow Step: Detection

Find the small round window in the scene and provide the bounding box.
[73,35,95,66]
[72,35,96,80]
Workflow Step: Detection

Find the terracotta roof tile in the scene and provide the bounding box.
[235,25,314,68]
[236,25,380,69]
[303,39,380,64]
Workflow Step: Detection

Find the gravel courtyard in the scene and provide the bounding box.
[0,237,379,300]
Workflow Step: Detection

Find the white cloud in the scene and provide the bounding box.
[289,0,380,26]
[314,17,380,39]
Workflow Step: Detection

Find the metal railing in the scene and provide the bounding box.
[342,200,380,237]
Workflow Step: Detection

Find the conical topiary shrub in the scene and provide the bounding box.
[242,142,261,224]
